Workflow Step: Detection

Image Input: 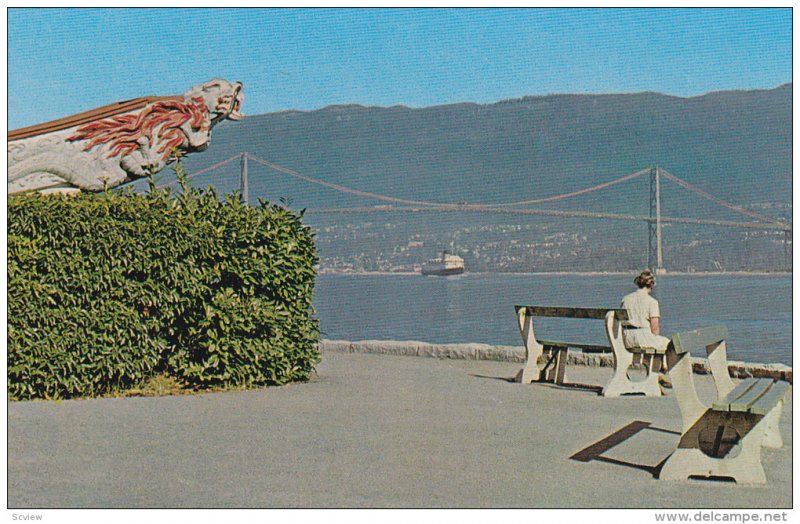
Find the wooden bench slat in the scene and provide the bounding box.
[711,378,760,412]
[670,325,729,355]
[629,346,666,355]
[730,379,774,412]
[708,377,788,413]
[515,305,627,320]
[711,378,760,411]
[749,381,790,415]
[538,340,610,353]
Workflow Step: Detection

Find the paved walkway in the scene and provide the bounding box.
[7,352,792,508]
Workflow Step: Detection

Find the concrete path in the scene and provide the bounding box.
[7,352,792,508]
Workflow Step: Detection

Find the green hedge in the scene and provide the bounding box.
[8,180,319,400]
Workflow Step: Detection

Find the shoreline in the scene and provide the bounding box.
[320,339,793,383]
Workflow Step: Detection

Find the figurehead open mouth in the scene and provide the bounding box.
[225,82,245,121]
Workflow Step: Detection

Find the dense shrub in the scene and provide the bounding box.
[8,178,319,400]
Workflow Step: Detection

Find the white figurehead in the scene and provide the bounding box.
[8,78,244,194]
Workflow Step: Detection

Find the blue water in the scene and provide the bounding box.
[315,273,793,366]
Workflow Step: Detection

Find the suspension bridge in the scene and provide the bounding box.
[159,152,793,272]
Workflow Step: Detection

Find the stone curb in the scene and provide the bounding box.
[320,339,793,383]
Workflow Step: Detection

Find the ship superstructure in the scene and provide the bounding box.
[420,252,465,276]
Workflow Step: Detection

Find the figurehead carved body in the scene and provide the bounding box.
[8,79,244,194]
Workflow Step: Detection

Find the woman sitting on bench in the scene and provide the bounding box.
[620,270,672,387]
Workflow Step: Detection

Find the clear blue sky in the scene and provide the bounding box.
[8,7,792,129]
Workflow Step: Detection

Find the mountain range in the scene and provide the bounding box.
[182,83,791,215]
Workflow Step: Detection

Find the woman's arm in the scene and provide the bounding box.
[650,317,661,336]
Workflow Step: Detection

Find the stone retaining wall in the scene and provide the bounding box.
[320,339,793,383]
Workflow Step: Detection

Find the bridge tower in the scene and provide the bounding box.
[648,167,665,274]
[240,152,249,205]
[784,230,792,271]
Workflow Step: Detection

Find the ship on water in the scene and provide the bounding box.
[420,252,465,276]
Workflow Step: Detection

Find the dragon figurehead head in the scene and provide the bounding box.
[185,78,245,125]
[62,78,246,180]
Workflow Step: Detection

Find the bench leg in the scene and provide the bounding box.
[515,308,545,384]
[554,347,567,384]
[515,361,541,384]
[602,313,661,397]
[762,401,785,449]
[660,421,768,484]
[666,351,708,434]
[602,353,661,397]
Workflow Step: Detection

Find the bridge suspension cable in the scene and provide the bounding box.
[246,153,454,207]
[245,152,652,209]
[152,152,791,232]
[659,168,789,227]
[470,167,652,206]
[157,154,240,188]
[245,153,788,228]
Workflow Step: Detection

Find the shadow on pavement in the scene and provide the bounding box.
[469,373,605,394]
[570,420,681,477]
[542,381,604,394]
[469,374,517,383]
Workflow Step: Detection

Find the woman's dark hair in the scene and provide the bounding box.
[635,270,656,289]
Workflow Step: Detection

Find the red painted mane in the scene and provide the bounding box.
[67,97,209,162]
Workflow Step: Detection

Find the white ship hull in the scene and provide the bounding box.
[421,266,465,276]
[420,252,465,276]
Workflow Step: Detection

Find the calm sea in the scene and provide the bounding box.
[315,273,793,366]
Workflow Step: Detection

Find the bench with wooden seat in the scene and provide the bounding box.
[659,326,790,484]
[602,308,666,397]
[513,306,616,385]
[514,305,666,397]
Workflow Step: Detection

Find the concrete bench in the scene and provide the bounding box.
[602,308,666,397]
[514,305,666,397]
[659,326,790,484]
[513,305,621,385]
